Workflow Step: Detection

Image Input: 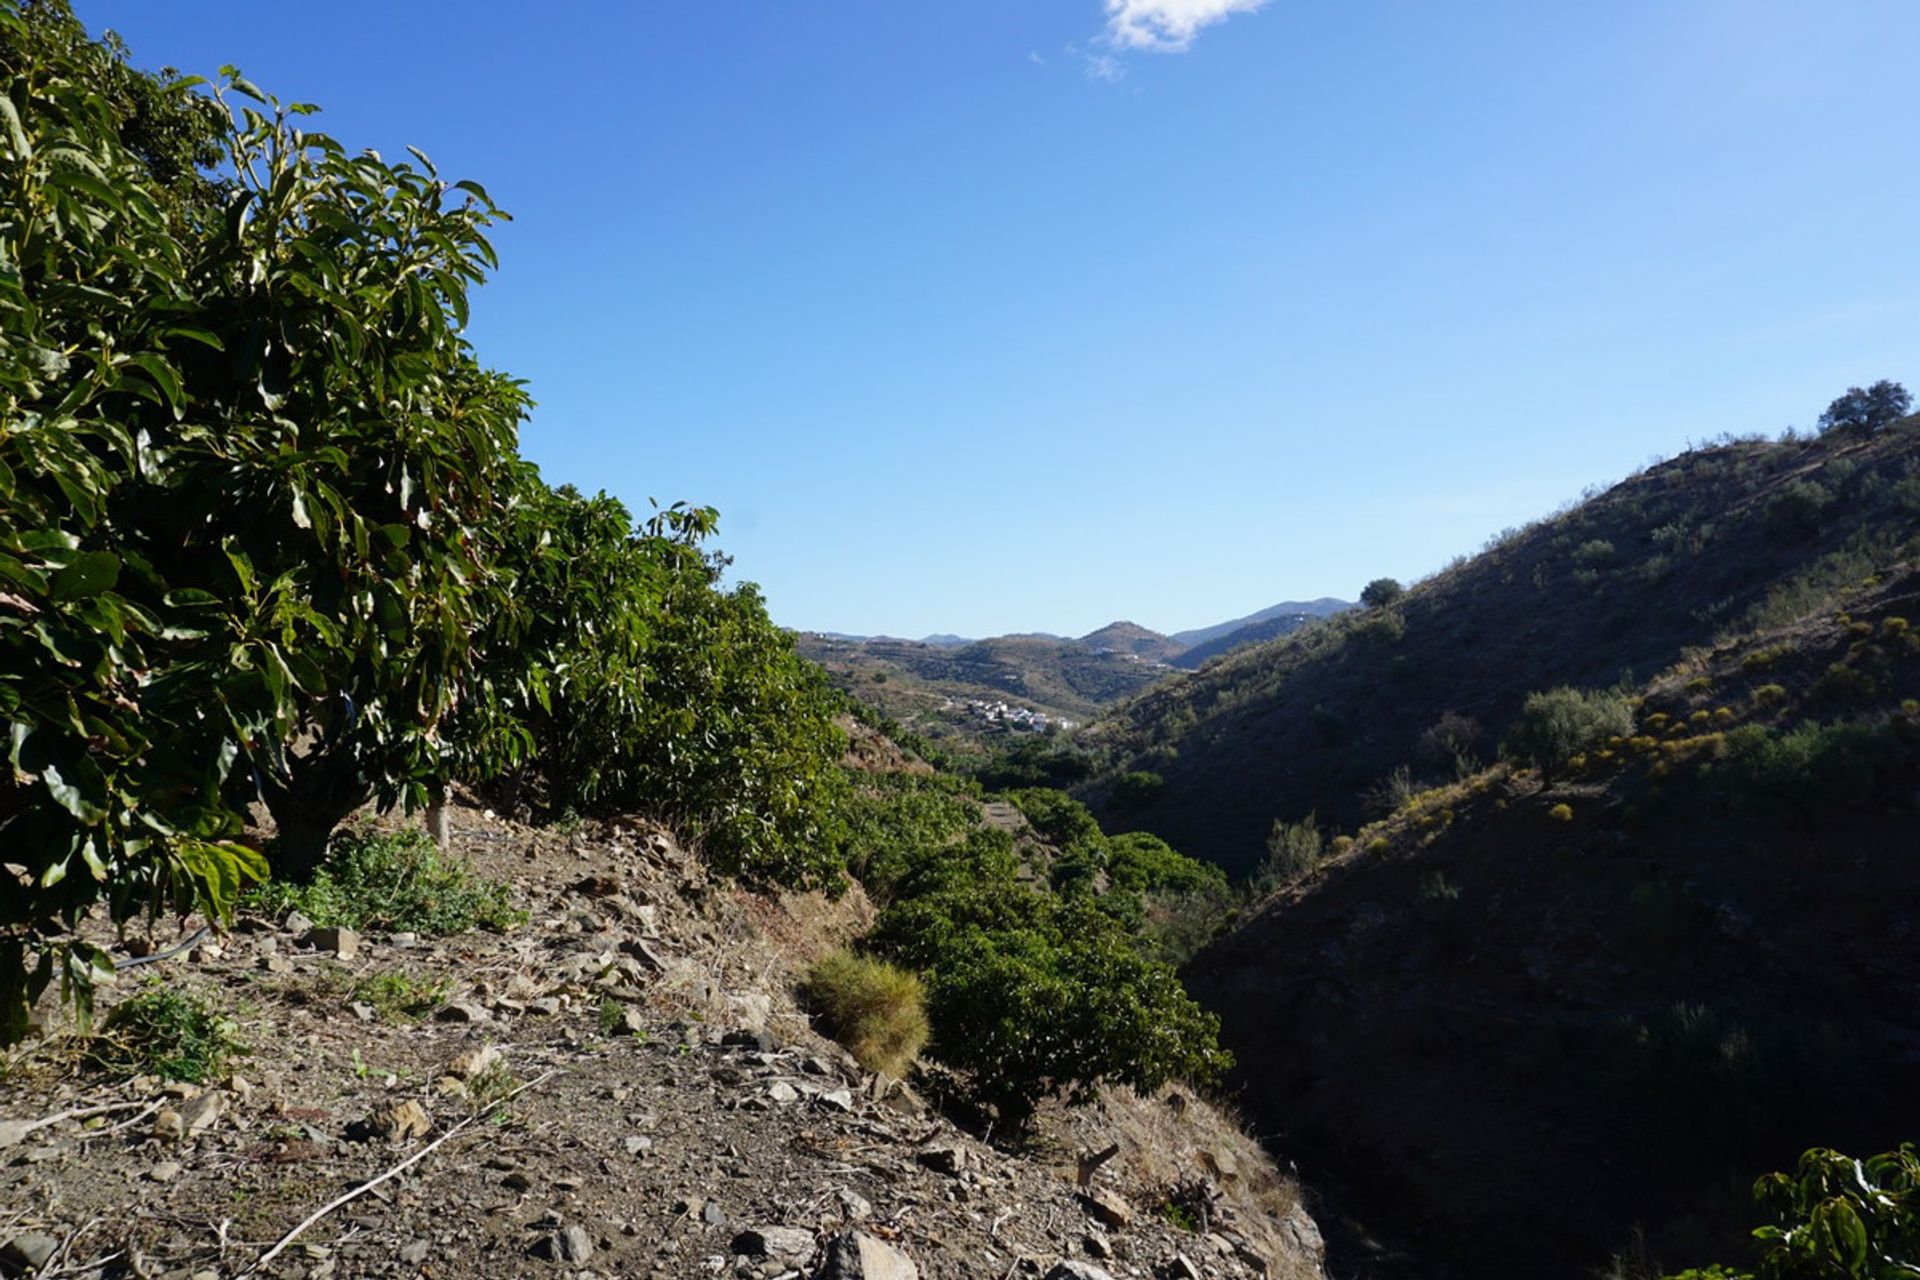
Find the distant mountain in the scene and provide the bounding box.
[918,633,973,647]
[1078,620,1186,663]
[1169,598,1351,651]
[1169,607,1348,669]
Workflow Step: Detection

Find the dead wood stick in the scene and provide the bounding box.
[0,1099,154,1148]
[242,1068,559,1276]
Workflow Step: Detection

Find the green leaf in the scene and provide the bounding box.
[42,762,106,823]
[48,551,120,601]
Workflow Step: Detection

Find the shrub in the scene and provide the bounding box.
[1572,539,1617,569]
[1109,770,1165,810]
[1008,788,1106,850]
[1764,481,1833,538]
[1752,684,1787,707]
[1506,687,1636,780]
[802,950,929,1078]
[1548,803,1574,822]
[869,834,1228,1129]
[1666,1144,1920,1279]
[88,985,245,1083]
[1256,814,1325,888]
[252,829,521,935]
[1711,720,1903,824]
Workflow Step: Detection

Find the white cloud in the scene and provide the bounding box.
[1101,0,1269,53]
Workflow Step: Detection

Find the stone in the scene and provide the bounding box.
[700,1201,727,1228]
[283,909,316,934]
[1169,1255,1202,1280]
[834,1188,873,1221]
[608,1006,646,1037]
[303,926,359,959]
[1082,1231,1112,1259]
[720,1027,776,1052]
[916,1144,966,1176]
[378,1100,432,1142]
[445,1045,502,1080]
[815,1232,919,1280]
[400,1240,432,1266]
[261,955,295,975]
[435,1000,491,1024]
[557,1225,594,1263]
[1,1235,59,1272]
[176,1090,225,1137]
[765,1081,800,1105]
[148,1160,183,1183]
[1043,1264,1114,1280]
[730,1226,814,1261]
[816,1088,855,1113]
[1204,1147,1239,1181]
[153,1108,185,1141]
[623,1135,652,1156]
[1078,1189,1132,1230]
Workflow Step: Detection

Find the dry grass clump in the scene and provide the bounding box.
[801,950,928,1077]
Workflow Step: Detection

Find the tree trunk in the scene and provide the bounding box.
[261,748,369,882]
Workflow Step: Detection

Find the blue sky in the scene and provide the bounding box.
[85,1,1920,638]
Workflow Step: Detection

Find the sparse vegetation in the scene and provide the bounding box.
[1361,578,1406,609]
[251,829,521,936]
[88,985,246,1083]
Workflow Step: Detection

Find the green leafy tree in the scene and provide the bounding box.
[1,5,528,1035]
[1361,577,1405,608]
[1817,380,1911,438]
[1,0,265,1037]
[1667,1144,1919,1279]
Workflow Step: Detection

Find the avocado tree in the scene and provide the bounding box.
[1,2,529,1034]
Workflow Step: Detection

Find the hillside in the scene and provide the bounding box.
[1185,549,1920,1277]
[1080,621,1188,663]
[1168,607,1348,671]
[795,630,1176,751]
[0,800,1326,1280]
[1082,426,1920,874]
[1168,600,1352,652]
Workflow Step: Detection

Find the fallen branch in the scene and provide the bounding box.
[241,1068,559,1276]
[0,1100,154,1149]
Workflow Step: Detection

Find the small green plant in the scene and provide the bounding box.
[1161,1200,1202,1232]
[596,997,628,1038]
[464,1057,521,1114]
[1416,870,1462,904]
[351,972,450,1022]
[1548,802,1574,822]
[801,950,929,1078]
[88,985,246,1083]
[252,828,522,935]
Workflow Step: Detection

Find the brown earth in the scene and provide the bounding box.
[0,804,1324,1280]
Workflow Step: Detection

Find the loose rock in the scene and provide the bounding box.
[815,1232,920,1280]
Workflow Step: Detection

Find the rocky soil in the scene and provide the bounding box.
[0,806,1324,1280]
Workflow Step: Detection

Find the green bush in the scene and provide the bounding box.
[841,773,976,899]
[868,824,1228,1130]
[1667,1144,1919,1279]
[1110,770,1165,810]
[1711,720,1903,825]
[1255,813,1325,889]
[1360,577,1405,608]
[88,984,246,1082]
[1506,687,1635,780]
[252,828,521,935]
[1764,481,1833,538]
[801,950,929,1077]
[1573,539,1617,568]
